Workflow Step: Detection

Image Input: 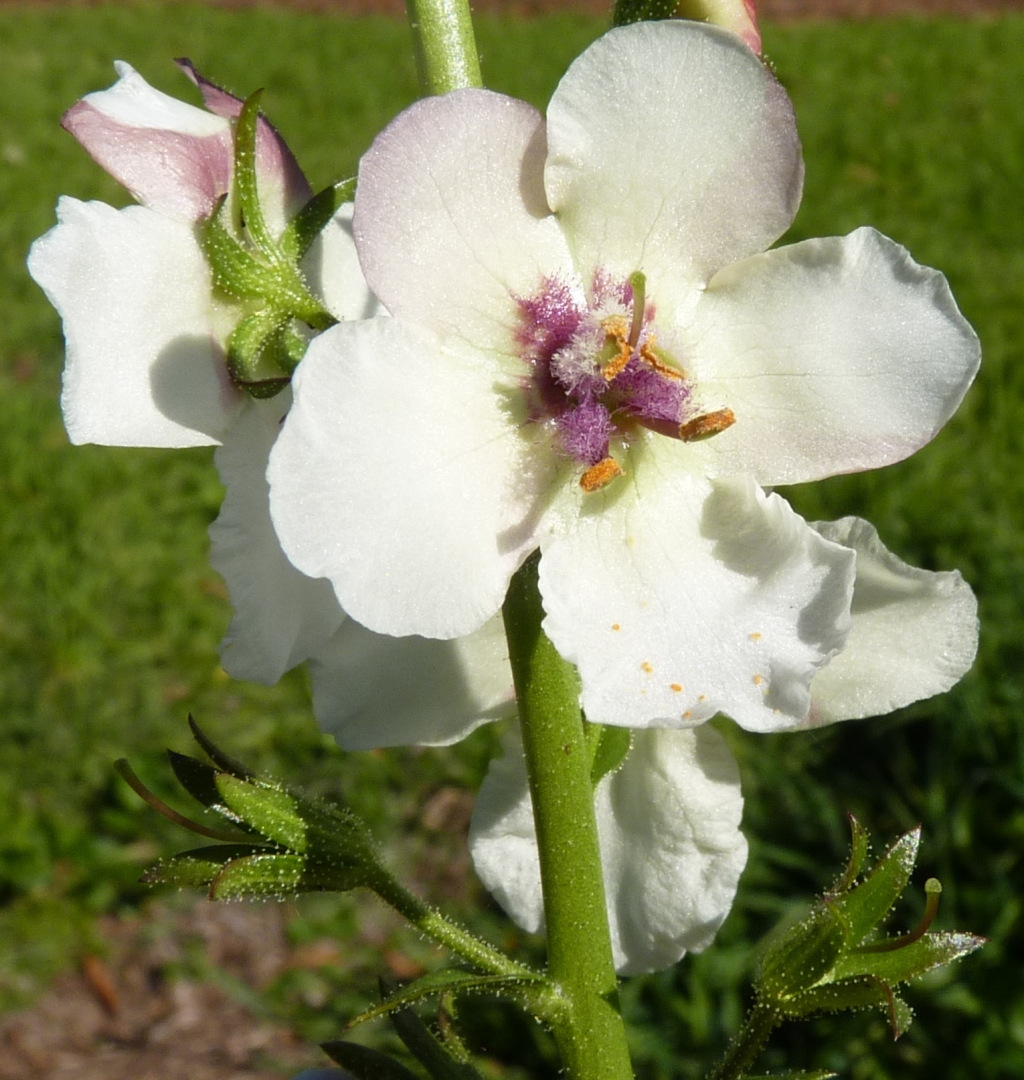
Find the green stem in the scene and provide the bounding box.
[704,1002,779,1080]
[366,864,537,980]
[502,553,634,1080]
[405,0,482,94]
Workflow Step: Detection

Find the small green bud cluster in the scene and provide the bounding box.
[200,92,354,399]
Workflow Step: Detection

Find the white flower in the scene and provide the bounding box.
[25,62,370,683]
[469,723,747,975]
[268,21,979,735]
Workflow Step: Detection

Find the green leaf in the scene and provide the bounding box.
[279,177,357,262]
[835,826,920,945]
[347,969,555,1030]
[209,851,305,899]
[141,843,280,888]
[321,1041,424,1080]
[828,814,871,897]
[390,1005,485,1080]
[584,721,632,787]
[215,774,307,851]
[742,1072,839,1080]
[836,931,986,984]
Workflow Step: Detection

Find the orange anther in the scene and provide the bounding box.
[678,407,736,443]
[580,457,624,492]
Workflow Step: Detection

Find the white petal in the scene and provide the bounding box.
[354,89,575,352]
[545,21,801,298]
[539,462,855,732]
[805,517,978,725]
[469,724,747,975]
[63,61,233,222]
[300,203,380,322]
[27,198,241,447]
[688,227,981,485]
[268,317,552,639]
[309,616,514,750]
[210,394,344,684]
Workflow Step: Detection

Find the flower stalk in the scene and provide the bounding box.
[502,553,634,1080]
[405,0,482,94]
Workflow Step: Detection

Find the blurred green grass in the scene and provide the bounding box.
[1,5,1023,1078]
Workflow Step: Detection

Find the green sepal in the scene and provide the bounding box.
[833,827,920,944]
[215,773,308,851]
[827,814,871,897]
[781,975,915,1038]
[233,89,278,258]
[836,931,986,984]
[201,202,283,299]
[321,1041,423,1080]
[141,843,282,888]
[279,177,357,263]
[167,750,223,810]
[613,0,676,25]
[189,715,254,779]
[759,904,848,1000]
[389,1003,485,1080]
[226,308,291,396]
[347,968,558,1030]
[584,721,632,787]
[210,851,306,899]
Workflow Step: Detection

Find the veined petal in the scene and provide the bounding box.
[176,58,312,234]
[689,227,981,485]
[354,89,575,353]
[539,464,855,732]
[805,517,979,725]
[309,616,514,750]
[300,203,381,322]
[469,724,747,974]
[63,61,233,222]
[27,197,241,447]
[545,21,801,297]
[210,394,344,685]
[267,317,553,639]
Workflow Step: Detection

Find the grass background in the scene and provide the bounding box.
[1,5,1023,1077]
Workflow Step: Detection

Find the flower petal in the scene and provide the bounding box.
[689,227,981,485]
[63,61,233,222]
[309,616,514,750]
[175,58,312,234]
[354,89,575,353]
[545,21,801,296]
[210,394,344,685]
[267,317,552,639]
[538,462,855,732]
[27,197,241,447]
[805,517,979,725]
[469,724,747,974]
[300,203,381,322]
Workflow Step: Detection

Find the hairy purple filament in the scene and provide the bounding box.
[516,274,691,468]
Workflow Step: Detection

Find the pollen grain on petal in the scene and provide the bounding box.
[641,661,653,674]
[749,631,763,641]
[753,674,764,686]
[611,623,621,631]
[580,456,624,492]
[679,407,736,443]
[670,683,683,693]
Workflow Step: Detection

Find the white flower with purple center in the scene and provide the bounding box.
[267,19,979,737]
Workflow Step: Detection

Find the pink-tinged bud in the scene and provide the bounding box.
[675,0,761,54]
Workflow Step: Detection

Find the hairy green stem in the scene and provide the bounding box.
[502,553,634,1080]
[704,1002,779,1080]
[366,864,537,979]
[405,0,482,94]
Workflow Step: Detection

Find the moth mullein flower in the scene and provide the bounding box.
[268,21,979,737]
[25,62,368,683]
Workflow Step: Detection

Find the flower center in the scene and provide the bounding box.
[516,271,734,492]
